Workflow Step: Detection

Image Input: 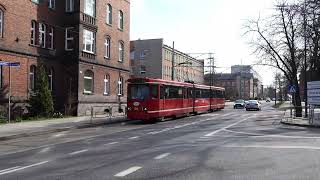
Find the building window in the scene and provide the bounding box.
[48,68,53,91]
[30,21,36,45]
[140,50,147,60]
[84,70,94,94]
[118,76,123,96]
[29,65,36,91]
[66,0,74,12]
[49,0,56,9]
[140,66,146,74]
[39,23,46,48]
[118,10,123,30]
[0,9,3,38]
[104,74,110,95]
[104,36,111,58]
[84,0,95,17]
[106,4,112,25]
[65,27,74,51]
[48,27,54,49]
[118,41,124,62]
[83,29,95,53]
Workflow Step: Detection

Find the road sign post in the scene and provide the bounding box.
[0,61,20,123]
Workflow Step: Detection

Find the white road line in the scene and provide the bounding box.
[0,166,21,173]
[223,145,320,150]
[154,153,171,160]
[114,166,142,177]
[223,129,262,136]
[39,147,51,153]
[128,136,140,140]
[69,149,88,155]
[52,133,66,138]
[204,118,250,137]
[0,161,49,176]
[104,142,119,145]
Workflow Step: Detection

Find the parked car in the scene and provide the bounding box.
[245,100,261,111]
[266,98,271,102]
[234,99,245,109]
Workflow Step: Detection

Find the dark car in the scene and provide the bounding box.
[245,100,261,111]
[234,99,245,109]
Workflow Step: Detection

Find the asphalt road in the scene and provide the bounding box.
[1,102,320,180]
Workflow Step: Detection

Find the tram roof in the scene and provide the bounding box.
[128,78,225,91]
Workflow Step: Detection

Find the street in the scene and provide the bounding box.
[0,102,320,180]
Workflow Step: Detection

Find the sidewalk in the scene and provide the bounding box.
[0,115,128,141]
[279,102,320,127]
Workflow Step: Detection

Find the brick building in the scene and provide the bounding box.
[0,0,130,116]
[130,39,204,84]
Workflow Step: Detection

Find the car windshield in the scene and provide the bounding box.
[248,100,258,104]
[129,84,149,100]
[235,100,244,103]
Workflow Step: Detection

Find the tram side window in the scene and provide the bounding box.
[187,88,193,98]
[168,86,182,99]
[151,85,158,99]
[160,86,165,99]
[195,89,201,98]
[202,89,210,98]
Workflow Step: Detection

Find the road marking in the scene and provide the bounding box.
[223,145,320,150]
[69,149,88,155]
[52,132,66,138]
[154,153,171,160]
[114,166,142,177]
[0,166,21,173]
[223,129,261,136]
[204,118,250,137]
[128,136,140,140]
[39,147,51,153]
[0,161,49,176]
[104,142,119,145]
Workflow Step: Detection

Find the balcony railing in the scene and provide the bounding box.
[81,12,96,26]
[81,51,96,60]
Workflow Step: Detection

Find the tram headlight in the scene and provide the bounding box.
[143,107,147,111]
[127,107,132,111]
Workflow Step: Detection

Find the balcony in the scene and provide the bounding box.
[81,51,96,60]
[80,12,96,27]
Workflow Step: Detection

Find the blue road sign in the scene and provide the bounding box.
[288,85,296,93]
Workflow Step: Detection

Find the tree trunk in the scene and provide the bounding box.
[294,80,302,117]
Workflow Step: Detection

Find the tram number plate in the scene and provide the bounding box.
[134,107,139,111]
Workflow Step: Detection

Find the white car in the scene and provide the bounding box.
[245,100,261,111]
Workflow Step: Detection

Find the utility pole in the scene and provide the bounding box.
[171,41,175,81]
[303,0,308,117]
[8,66,11,123]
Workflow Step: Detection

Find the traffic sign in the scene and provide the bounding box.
[288,85,296,93]
[0,61,20,67]
[307,81,320,105]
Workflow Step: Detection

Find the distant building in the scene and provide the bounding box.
[205,65,263,100]
[130,39,204,84]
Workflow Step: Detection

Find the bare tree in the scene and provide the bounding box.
[244,1,304,116]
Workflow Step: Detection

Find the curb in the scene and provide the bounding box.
[280,120,318,128]
[0,117,129,142]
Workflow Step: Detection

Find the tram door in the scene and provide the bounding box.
[160,85,165,113]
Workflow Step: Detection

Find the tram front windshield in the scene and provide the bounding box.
[129,84,150,100]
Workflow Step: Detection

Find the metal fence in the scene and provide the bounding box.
[309,105,320,125]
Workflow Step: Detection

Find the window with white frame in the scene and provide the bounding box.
[48,68,53,91]
[140,65,146,74]
[83,29,95,53]
[31,0,39,4]
[118,10,123,30]
[104,36,110,58]
[39,23,46,48]
[30,21,36,45]
[84,70,94,93]
[0,9,3,38]
[118,41,124,62]
[104,74,110,95]
[118,76,123,96]
[106,4,112,25]
[65,27,74,51]
[84,0,95,17]
[29,65,36,91]
[48,27,54,49]
[49,0,56,9]
[66,0,74,12]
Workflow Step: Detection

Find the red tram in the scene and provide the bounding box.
[127,78,225,121]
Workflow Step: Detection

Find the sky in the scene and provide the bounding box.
[130,0,278,86]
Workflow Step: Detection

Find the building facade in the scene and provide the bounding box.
[205,65,263,100]
[0,0,130,116]
[130,39,204,84]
